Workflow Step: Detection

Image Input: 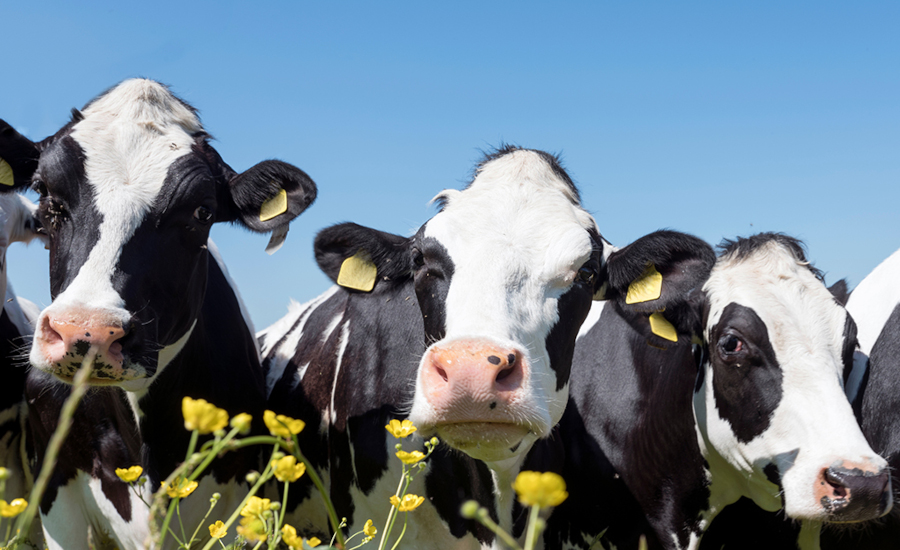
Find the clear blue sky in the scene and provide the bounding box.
[3,2,898,329]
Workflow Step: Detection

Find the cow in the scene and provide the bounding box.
[524,233,891,550]
[0,78,317,549]
[0,193,44,546]
[813,247,900,549]
[260,146,714,548]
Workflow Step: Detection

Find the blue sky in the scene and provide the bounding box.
[3,2,898,328]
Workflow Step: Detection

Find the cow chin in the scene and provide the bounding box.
[435,422,532,462]
[34,357,151,389]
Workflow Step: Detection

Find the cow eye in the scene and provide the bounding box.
[32,179,48,197]
[720,334,744,355]
[576,266,596,285]
[412,248,425,268]
[193,206,213,225]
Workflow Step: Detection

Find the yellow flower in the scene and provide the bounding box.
[264,410,305,438]
[395,450,426,464]
[271,455,307,483]
[115,465,143,483]
[240,496,271,517]
[281,524,303,548]
[363,519,377,537]
[237,516,267,542]
[162,477,198,499]
[385,419,417,439]
[230,413,253,434]
[512,471,568,508]
[182,397,229,434]
[307,537,321,548]
[208,520,227,539]
[390,493,425,512]
[0,498,27,518]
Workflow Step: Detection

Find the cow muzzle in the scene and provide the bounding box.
[815,461,893,522]
[33,311,143,384]
[419,338,535,461]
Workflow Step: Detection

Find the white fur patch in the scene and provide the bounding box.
[846,247,900,355]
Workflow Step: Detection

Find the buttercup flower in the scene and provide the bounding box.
[264,410,305,438]
[0,498,27,518]
[390,494,425,512]
[182,397,229,434]
[209,520,227,539]
[282,524,303,548]
[230,412,253,434]
[240,496,272,517]
[395,450,426,464]
[237,516,267,542]
[162,477,198,499]
[307,537,321,548]
[115,465,143,483]
[512,471,568,508]
[363,519,377,537]
[271,455,306,483]
[385,419,417,439]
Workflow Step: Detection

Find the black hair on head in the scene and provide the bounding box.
[469,143,580,203]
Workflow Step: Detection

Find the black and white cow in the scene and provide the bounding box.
[814,247,900,549]
[0,193,44,546]
[526,233,891,550]
[0,78,317,549]
[260,146,714,548]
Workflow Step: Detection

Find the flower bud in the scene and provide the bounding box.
[430,437,439,446]
[272,451,285,460]
[245,471,260,483]
[0,467,10,480]
[395,443,403,451]
[212,492,222,500]
[460,500,479,519]
[270,502,281,511]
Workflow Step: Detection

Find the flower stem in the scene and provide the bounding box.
[290,434,345,549]
[523,505,541,550]
[13,362,94,540]
[388,513,409,550]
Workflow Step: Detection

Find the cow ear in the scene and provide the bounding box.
[0,120,41,191]
[828,279,851,306]
[315,223,413,292]
[223,159,317,233]
[605,230,715,338]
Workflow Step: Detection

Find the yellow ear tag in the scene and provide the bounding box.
[337,251,378,292]
[625,264,663,304]
[0,158,14,186]
[259,188,288,222]
[649,312,678,342]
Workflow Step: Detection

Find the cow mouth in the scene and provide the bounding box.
[435,422,532,461]
[41,359,148,386]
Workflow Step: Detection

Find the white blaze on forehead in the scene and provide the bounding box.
[57,79,202,312]
[425,149,596,342]
[698,241,884,517]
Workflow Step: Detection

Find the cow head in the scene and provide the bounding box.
[0,79,316,391]
[0,193,44,304]
[694,234,890,522]
[316,146,610,464]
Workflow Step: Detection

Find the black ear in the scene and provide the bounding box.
[605,230,715,337]
[829,279,851,306]
[224,159,317,232]
[314,223,413,292]
[0,120,41,191]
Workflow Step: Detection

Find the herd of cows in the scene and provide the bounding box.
[0,78,898,550]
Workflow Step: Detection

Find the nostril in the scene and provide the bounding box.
[825,468,849,498]
[435,365,448,383]
[507,353,516,365]
[487,355,502,365]
[496,365,515,382]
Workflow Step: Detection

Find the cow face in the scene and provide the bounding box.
[315,147,609,464]
[694,234,891,522]
[0,79,316,391]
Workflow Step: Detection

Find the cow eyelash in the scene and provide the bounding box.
[411,248,425,268]
[32,179,48,196]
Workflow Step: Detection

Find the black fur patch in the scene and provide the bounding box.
[709,303,784,443]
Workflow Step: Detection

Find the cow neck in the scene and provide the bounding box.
[131,256,267,484]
